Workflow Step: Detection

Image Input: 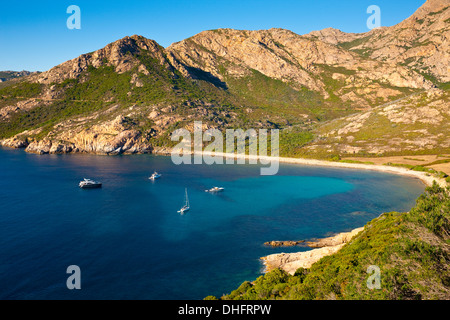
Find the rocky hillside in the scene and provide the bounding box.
[0,0,448,157]
[307,0,450,83]
[0,71,37,83]
[305,88,450,157]
[0,35,250,155]
[167,27,432,110]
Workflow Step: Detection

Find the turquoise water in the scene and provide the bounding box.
[0,147,425,299]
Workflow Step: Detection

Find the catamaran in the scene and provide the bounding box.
[205,187,224,193]
[178,188,190,214]
[149,171,161,180]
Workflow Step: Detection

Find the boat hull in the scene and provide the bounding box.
[178,206,190,214]
[79,183,102,189]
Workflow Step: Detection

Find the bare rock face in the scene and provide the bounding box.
[56,115,153,155]
[0,0,447,158]
[307,0,450,82]
[25,139,53,154]
[305,27,361,45]
[167,27,433,100]
[1,136,29,149]
[261,227,365,275]
[12,115,153,155]
[37,35,169,84]
[264,240,305,247]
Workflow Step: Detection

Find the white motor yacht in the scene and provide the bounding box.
[79,178,102,189]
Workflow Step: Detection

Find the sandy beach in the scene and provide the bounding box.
[191,151,447,275]
[192,151,448,188]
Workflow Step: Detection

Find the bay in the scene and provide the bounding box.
[0,147,425,299]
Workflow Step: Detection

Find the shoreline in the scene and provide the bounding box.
[261,227,365,275]
[1,146,446,277]
[189,151,447,275]
[191,151,447,188]
[1,145,446,188]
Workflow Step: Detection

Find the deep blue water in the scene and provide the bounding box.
[0,147,425,299]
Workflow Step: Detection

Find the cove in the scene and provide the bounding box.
[0,147,425,299]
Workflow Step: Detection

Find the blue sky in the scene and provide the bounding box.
[0,0,425,72]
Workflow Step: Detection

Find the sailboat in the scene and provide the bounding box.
[149,171,161,180]
[178,188,190,214]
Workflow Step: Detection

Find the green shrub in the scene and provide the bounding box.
[217,183,450,300]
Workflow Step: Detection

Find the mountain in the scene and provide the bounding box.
[167,28,432,110]
[0,35,248,154]
[0,0,448,157]
[0,70,38,83]
[306,0,450,83]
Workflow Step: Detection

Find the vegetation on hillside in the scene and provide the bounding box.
[207,183,450,300]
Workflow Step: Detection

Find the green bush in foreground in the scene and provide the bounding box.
[214,182,450,300]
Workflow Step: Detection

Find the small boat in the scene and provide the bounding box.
[205,187,224,193]
[178,188,190,214]
[79,178,102,189]
[149,171,161,180]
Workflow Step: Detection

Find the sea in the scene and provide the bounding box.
[0,147,425,299]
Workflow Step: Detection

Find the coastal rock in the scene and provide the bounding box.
[49,143,74,154]
[306,227,365,248]
[264,227,364,248]
[9,115,154,155]
[264,240,305,247]
[25,139,53,154]
[1,136,29,149]
[0,0,447,159]
[262,244,346,275]
[308,89,450,156]
[261,227,364,275]
[37,35,171,84]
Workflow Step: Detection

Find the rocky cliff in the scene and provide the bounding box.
[307,0,450,82]
[167,27,433,105]
[36,35,171,85]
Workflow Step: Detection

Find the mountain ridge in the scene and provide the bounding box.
[0,0,448,157]
[308,0,450,82]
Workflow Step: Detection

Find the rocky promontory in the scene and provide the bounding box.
[1,114,154,155]
[261,227,364,275]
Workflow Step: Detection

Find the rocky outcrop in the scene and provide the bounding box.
[305,227,365,248]
[264,240,305,247]
[0,70,37,82]
[8,115,154,155]
[307,0,450,82]
[37,35,171,84]
[1,136,29,149]
[261,227,364,275]
[263,227,364,248]
[167,28,433,100]
[262,244,346,275]
[25,139,74,155]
